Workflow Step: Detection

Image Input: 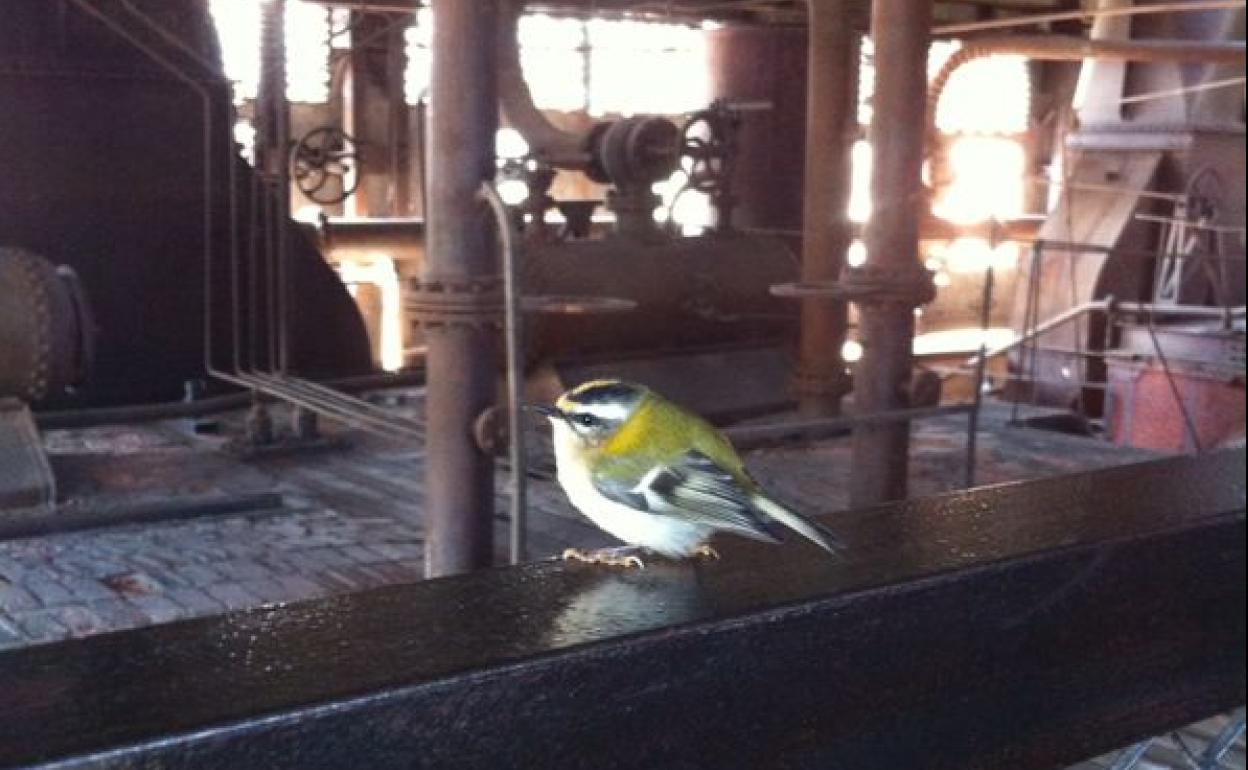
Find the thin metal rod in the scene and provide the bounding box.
[934,0,1246,36]
[966,300,1246,367]
[1197,709,1246,770]
[965,265,993,489]
[1106,739,1154,770]
[480,181,528,566]
[1119,75,1247,105]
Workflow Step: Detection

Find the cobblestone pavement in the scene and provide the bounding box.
[0,397,1159,650]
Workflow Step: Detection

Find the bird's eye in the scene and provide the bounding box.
[573,413,598,428]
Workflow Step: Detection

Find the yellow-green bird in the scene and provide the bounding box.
[533,379,844,568]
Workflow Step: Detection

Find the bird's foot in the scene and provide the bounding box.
[692,544,720,561]
[562,546,646,569]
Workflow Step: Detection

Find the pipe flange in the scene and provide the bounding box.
[838,265,937,307]
[407,276,505,329]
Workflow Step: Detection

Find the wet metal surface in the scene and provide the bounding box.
[0,448,1242,769]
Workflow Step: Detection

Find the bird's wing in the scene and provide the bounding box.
[593,450,780,542]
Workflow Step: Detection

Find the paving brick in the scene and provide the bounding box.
[0,555,26,581]
[127,594,187,624]
[273,575,327,603]
[303,569,360,593]
[58,576,118,602]
[22,575,75,606]
[165,587,225,615]
[49,605,108,638]
[216,559,272,581]
[204,583,260,611]
[12,610,68,643]
[85,600,148,631]
[0,584,40,613]
[171,562,222,586]
[369,542,422,562]
[369,561,423,584]
[340,544,389,564]
[0,614,25,649]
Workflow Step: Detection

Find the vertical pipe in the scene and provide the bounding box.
[797,0,858,417]
[849,0,932,507]
[424,0,499,577]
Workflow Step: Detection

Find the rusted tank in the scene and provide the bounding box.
[522,231,798,363]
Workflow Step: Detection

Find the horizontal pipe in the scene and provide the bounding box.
[964,300,1247,366]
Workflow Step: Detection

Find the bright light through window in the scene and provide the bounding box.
[933,136,1025,224]
[519,14,587,112]
[208,0,329,104]
[405,12,706,116]
[285,1,330,104]
[936,54,1029,135]
[848,140,872,223]
[404,9,432,104]
[208,0,260,102]
[587,19,707,116]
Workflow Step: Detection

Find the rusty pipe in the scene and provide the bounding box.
[424,0,500,578]
[497,0,590,168]
[849,0,933,507]
[795,0,857,418]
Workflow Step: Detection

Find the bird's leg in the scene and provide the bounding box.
[692,543,720,561]
[562,546,647,569]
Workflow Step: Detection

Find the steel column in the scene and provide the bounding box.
[849,0,934,506]
[796,0,858,417]
[422,0,499,577]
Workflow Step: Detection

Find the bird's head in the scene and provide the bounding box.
[530,379,649,450]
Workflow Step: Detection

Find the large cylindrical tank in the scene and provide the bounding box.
[0,0,371,407]
[523,232,798,363]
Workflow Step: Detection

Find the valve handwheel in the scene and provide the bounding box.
[291,126,360,205]
[679,111,735,195]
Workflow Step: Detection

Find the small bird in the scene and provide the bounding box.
[533,379,844,568]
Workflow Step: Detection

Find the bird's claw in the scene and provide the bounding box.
[693,544,720,561]
[562,547,646,569]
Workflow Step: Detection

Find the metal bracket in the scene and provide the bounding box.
[771,266,936,307]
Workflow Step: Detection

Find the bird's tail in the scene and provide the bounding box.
[751,494,846,556]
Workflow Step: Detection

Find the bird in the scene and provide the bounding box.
[532,379,844,568]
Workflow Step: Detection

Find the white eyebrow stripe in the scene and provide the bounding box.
[570,402,630,422]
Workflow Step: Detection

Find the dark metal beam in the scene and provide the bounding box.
[1,449,1244,770]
